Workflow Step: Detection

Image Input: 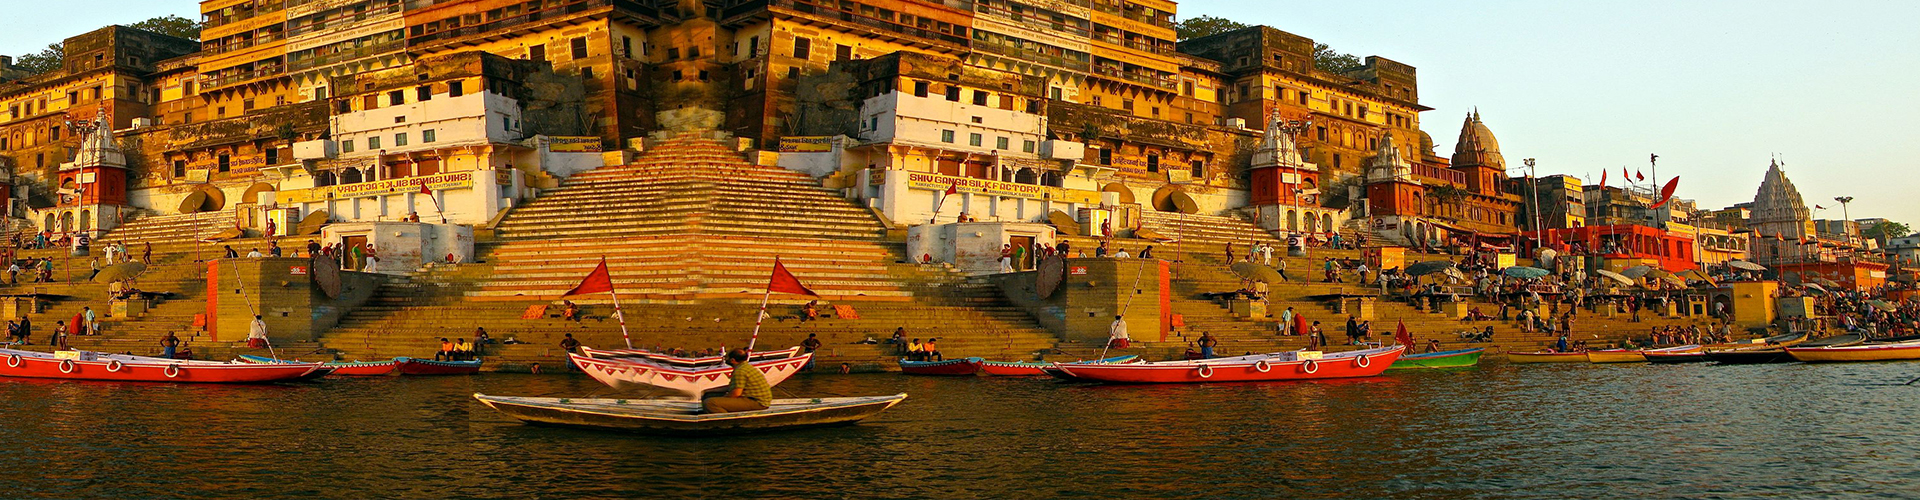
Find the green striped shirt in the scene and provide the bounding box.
[730,361,772,405]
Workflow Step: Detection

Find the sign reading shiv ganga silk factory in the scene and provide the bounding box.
[901,172,1101,204]
[277,172,476,205]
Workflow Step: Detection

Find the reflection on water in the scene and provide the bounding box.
[0,362,1916,498]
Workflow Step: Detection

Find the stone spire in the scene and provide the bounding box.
[1749,159,1811,236]
[1450,110,1504,170]
[1365,133,1411,183]
[68,115,125,171]
[1251,113,1305,169]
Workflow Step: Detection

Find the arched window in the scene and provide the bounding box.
[1014,168,1036,184]
[341,168,363,184]
[315,170,337,187]
[1287,210,1299,231]
[79,210,90,232]
[1323,214,1334,232]
[1304,212,1317,232]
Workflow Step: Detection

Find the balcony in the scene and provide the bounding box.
[204,31,287,55]
[1089,65,1175,90]
[286,4,405,38]
[202,65,288,89]
[973,41,1090,72]
[1412,164,1466,185]
[408,0,656,48]
[289,41,405,71]
[771,0,971,49]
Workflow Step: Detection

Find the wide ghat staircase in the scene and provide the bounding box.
[315,131,1065,371]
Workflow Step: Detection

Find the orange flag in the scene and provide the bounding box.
[564,258,614,296]
[1395,320,1415,347]
[768,257,817,296]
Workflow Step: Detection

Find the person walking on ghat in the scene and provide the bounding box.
[703,349,772,414]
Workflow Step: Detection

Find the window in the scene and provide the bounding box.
[243,99,255,111]
[747,35,759,58]
[363,95,378,110]
[792,37,810,59]
[265,148,279,165]
[696,70,707,81]
[423,129,436,143]
[836,44,852,61]
[688,46,700,59]
[49,126,59,141]
[417,85,432,102]
[1297,91,1307,105]
[666,47,680,60]
[621,36,632,58]
[1146,154,1159,172]
[172,160,186,177]
[1151,106,1159,117]
[571,38,588,59]
[945,85,960,102]
[672,70,683,81]
[342,139,355,153]
[528,44,545,61]
[389,90,405,106]
[786,67,798,79]
[1333,153,1342,168]
[913,81,929,97]
[972,91,989,106]
[395,133,408,146]
[1091,96,1101,106]
[218,154,231,172]
[368,136,382,149]
[448,81,463,97]
[996,137,1009,150]
[1099,148,1113,165]
[941,130,955,143]
[1023,140,1035,153]
[1190,160,1204,179]
[1122,99,1133,111]
[1026,100,1040,113]
[583,67,594,80]
[1317,126,1327,141]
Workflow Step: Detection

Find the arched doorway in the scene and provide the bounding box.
[1322,214,1334,233]
[43,213,54,232]
[1303,211,1317,232]
[59,211,74,233]
[1287,210,1299,231]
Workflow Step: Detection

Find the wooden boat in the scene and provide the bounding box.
[1644,350,1710,363]
[0,348,322,383]
[237,354,399,376]
[980,355,1137,376]
[1387,348,1484,369]
[1052,346,1402,384]
[578,346,803,367]
[472,392,906,435]
[1703,333,1808,364]
[1585,349,1648,363]
[1506,351,1590,363]
[1796,334,1867,348]
[1786,340,1920,362]
[899,357,986,376]
[570,353,811,398]
[394,357,482,375]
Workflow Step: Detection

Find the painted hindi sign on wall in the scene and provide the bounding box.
[903,171,1101,204]
[546,136,603,153]
[778,136,836,153]
[276,171,476,205]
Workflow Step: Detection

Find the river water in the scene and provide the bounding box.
[1,361,1916,499]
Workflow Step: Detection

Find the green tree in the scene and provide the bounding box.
[14,43,63,75]
[1314,43,1365,73]
[1864,221,1911,240]
[1175,15,1248,41]
[127,15,202,41]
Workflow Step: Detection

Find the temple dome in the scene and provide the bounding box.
[1450,110,1503,170]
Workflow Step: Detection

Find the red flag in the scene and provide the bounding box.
[564,258,615,296]
[1635,170,1645,181]
[1815,205,1826,210]
[768,257,817,296]
[944,182,958,196]
[1395,321,1415,348]
[1648,176,1680,209]
[1622,166,1630,182]
[1598,169,1608,190]
[420,181,433,195]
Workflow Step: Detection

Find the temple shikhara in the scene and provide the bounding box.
[0,0,1908,368]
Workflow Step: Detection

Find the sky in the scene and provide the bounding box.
[2,1,1916,223]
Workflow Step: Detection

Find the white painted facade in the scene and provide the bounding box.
[857,91,1045,157]
[332,91,523,157]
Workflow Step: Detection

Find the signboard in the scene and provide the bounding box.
[547,136,603,153]
[495,170,512,185]
[903,171,1101,205]
[778,136,835,153]
[277,171,475,205]
[290,266,308,276]
[1070,266,1088,275]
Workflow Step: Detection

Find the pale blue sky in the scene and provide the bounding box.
[3,1,1916,223]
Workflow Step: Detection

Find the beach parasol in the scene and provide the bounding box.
[1406,260,1457,276]
[1594,269,1634,286]
[1230,262,1285,284]
[1679,269,1716,287]
[91,262,147,283]
[1621,265,1655,279]
[1802,283,1827,294]
[1503,266,1550,279]
[1728,260,1766,271]
[1813,277,1841,288]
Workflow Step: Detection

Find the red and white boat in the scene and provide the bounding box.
[578,346,804,367]
[570,352,812,399]
[1053,346,1404,384]
[0,348,323,383]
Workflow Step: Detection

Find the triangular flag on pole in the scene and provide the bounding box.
[1649,176,1681,209]
[944,182,958,196]
[1598,169,1607,190]
[1636,170,1646,181]
[1394,320,1415,348]
[768,257,817,296]
[564,258,615,296]
[420,181,433,195]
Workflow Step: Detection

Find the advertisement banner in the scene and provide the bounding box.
[277,171,475,205]
[547,136,603,153]
[778,136,836,153]
[902,171,1101,205]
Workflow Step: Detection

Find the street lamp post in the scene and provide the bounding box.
[1522,158,1543,249]
[1834,196,1855,245]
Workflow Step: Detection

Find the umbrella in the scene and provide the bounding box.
[1230,262,1284,284]
[1406,260,1457,276]
[1679,269,1716,287]
[1503,266,1550,279]
[1802,283,1827,293]
[1870,300,1897,312]
[1660,275,1687,288]
[1621,265,1655,279]
[1813,277,1841,288]
[1594,269,1634,285]
[92,262,147,283]
[1437,267,1467,281]
[1728,260,1766,271]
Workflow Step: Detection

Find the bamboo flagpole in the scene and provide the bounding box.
[748,257,817,352]
[419,181,447,224]
[562,257,630,349]
[930,182,958,224]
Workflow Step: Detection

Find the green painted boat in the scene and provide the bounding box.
[1387,348,1485,369]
